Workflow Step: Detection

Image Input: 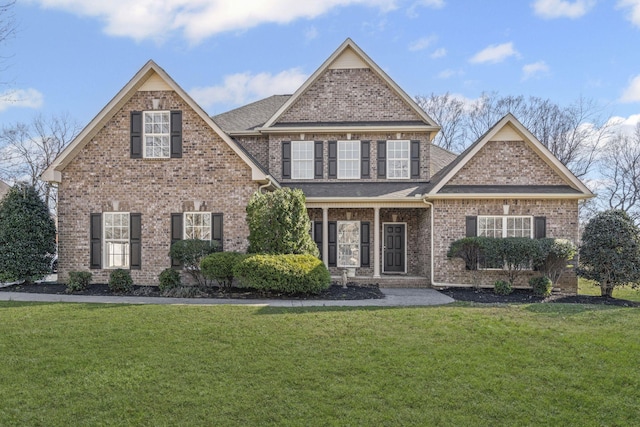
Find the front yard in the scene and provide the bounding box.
[1,301,638,426]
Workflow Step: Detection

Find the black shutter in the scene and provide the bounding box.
[170,110,182,158]
[130,111,142,158]
[314,141,323,179]
[130,213,141,270]
[282,141,291,179]
[534,217,547,239]
[90,213,102,269]
[410,140,420,178]
[328,221,337,267]
[466,216,477,237]
[361,140,370,178]
[313,221,323,260]
[361,221,370,267]
[328,141,337,179]
[377,140,386,178]
[212,213,223,251]
[171,213,183,268]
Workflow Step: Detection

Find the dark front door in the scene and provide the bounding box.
[384,224,405,273]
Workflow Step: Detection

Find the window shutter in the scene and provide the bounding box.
[466,216,477,237]
[314,141,323,179]
[377,140,386,178]
[130,111,142,159]
[361,140,370,178]
[130,213,142,270]
[328,141,337,179]
[90,213,102,269]
[534,217,547,239]
[170,110,182,158]
[313,221,323,260]
[170,213,183,268]
[212,213,223,251]
[361,221,370,267]
[328,221,337,267]
[410,140,420,178]
[282,141,291,179]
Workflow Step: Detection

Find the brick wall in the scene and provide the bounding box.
[57,90,259,285]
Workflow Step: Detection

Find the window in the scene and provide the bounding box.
[338,140,360,179]
[478,216,533,238]
[387,140,409,179]
[104,212,130,268]
[337,221,360,267]
[291,141,314,179]
[144,111,170,158]
[184,212,211,240]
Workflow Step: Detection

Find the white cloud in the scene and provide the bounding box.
[617,0,640,28]
[437,68,463,79]
[430,47,447,58]
[305,26,318,41]
[28,0,402,43]
[407,0,445,17]
[607,114,640,136]
[620,74,640,103]
[0,89,44,112]
[408,35,437,51]
[190,68,308,108]
[532,0,596,19]
[469,42,519,64]
[522,61,550,80]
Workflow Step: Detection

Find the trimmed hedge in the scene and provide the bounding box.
[493,280,512,296]
[158,268,181,292]
[200,252,247,288]
[529,276,553,297]
[66,271,92,293]
[108,269,133,293]
[233,254,330,295]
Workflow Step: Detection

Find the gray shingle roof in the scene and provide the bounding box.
[212,95,291,133]
[430,144,457,177]
[282,182,431,199]
[438,185,582,194]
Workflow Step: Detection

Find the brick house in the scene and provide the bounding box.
[43,39,592,292]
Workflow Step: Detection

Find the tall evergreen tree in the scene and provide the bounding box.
[0,183,56,283]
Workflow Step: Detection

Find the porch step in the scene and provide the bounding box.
[331,275,430,288]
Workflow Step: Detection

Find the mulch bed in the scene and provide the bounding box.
[0,282,385,300]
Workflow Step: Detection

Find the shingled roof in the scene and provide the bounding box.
[430,144,457,177]
[212,95,291,133]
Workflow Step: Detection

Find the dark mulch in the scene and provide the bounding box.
[440,287,640,307]
[0,282,385,300]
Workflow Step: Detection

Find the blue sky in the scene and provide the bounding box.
[1,0,640,132]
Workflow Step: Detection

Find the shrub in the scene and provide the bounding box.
[534,238,576,285]
[529,276,553,297]
[447,237,484,270]
[108,269,133,293]
[169,239,219,286]
[66,271,92,293]
[493,280,512,296]
[234,254,330,295]
[158,268,181,292]
[200,252,246,288]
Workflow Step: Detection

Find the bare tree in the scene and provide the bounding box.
[415,92,468,153]
[0,113,81,211]
[0,1,16,84]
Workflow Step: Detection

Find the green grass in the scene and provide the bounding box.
[579,277,640,301]
[1,302,639,426]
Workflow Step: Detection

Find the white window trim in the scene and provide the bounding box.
[382,222,407,273]
[477,215,534,270]
[143,110,170,159]
[337,220,360,268]
[386,140,410,180]
[337,140,360,179]
[291,140,314,180]
[184,212,212,241]
[103,212,130,269]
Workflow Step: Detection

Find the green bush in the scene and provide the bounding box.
[108,269,133,293]
[534,238,576,285]
[201,252,246,288]
[447,237,484,270]
[493,280,512,296]
[169,239,219,286]
[158,268,181,292]
[529,276,553,297]
[66,271,92,293]
[233,254,330,295]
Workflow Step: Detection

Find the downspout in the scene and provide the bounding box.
[257,175,276,193]
[423,198,463,288]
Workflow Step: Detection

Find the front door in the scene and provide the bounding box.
[384,223,405,273]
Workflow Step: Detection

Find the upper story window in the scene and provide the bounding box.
[478,216,533,238]
[103,212,130,268]
[387,140,410,179]
[338,140,360,179]
[184,212,211,240]
[144,111,170,158]
[291,141,314,179]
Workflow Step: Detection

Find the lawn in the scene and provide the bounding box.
[1,301,638,426]
[579,277,640,301]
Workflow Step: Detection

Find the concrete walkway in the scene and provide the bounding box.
[0,287,454,307]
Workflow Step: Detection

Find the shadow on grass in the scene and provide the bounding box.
[525,303,624,316]
[253,305,403,315]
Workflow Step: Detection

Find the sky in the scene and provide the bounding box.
[1,0,640,135]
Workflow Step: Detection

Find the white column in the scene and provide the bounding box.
[373,207,380,278]
[322,207,329,268]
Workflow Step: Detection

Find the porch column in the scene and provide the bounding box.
[322,207,329,268]
[373,207,380,278]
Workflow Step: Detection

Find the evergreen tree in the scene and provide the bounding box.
[0,183,56,283]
